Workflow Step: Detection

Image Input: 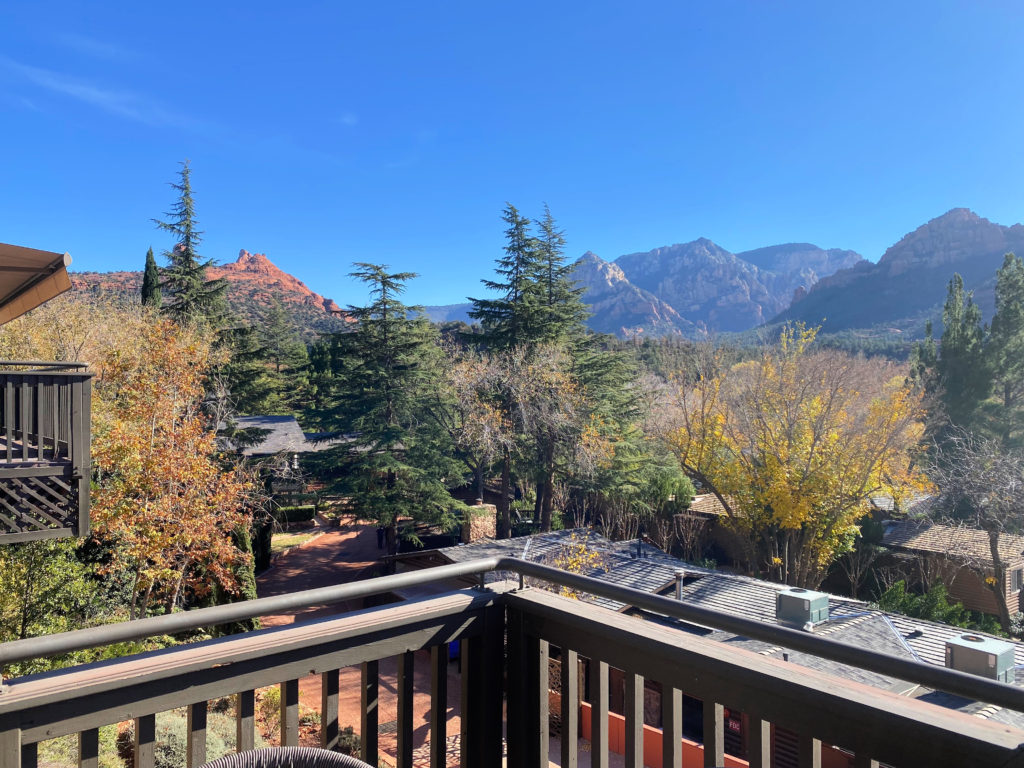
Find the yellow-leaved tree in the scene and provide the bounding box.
[670,325,929,587]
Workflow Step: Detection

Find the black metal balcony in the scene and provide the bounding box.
[1,559,1023,768]
[0,362,92,543]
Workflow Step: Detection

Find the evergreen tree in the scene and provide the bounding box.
[326,264,464,555]
[468,204,543,350]
[141,247,162,308]
[936,274,990,431]
[533,204,589,344]
[986,253,1024,448]
[154,161,228,325]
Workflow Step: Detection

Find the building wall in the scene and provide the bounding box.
[946,562,1024,616]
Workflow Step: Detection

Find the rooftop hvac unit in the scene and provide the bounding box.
[945,634,1016,683]
[775,587,829,628]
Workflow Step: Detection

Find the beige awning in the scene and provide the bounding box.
[0,243,73,325]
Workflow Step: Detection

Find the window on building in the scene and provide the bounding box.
[1012,568,1023,592]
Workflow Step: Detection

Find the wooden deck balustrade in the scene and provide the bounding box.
[0,362,92,543]
[2,559,1024,768]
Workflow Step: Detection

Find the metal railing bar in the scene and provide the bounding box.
[0,557,500,666]
[3,555,1024,714]
[0,362,89,370]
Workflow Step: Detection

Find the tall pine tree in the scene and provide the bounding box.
[986,253,1024,448]
[141,247,162,308]
[326,264,464,555]
[468,204,543,350]
[937,274,990,431]
[533,204,589,345]
[154,161,228,325]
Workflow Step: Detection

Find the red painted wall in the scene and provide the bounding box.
[580,702,749,768]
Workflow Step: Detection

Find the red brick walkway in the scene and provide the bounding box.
[256,517,465,766]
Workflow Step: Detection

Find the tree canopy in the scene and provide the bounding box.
[670,325,928,587]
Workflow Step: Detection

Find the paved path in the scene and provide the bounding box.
[257,514,382,626]
[256,517,466,766]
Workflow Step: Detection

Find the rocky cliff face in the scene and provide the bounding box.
[72,249,346,339]
[775,209,1024,335]
[570,252,697,337]
[604,238,862,335]
[213,250,342,315]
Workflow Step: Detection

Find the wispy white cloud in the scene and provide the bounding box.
[54,32,133,61]
[0,56,196,127]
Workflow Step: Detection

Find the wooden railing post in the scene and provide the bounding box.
[78,728,99,768]
[589,659,608,768]
[397,652,414,768]
[134,715,155,768]
[0,726,19,768]
[186,701,207,768]
[429,645,448,768]
[704,701,724,768]
[624,673,644,768]
[361,660,379,766]
[560,648,579,768]
[321,671,339,751]
[236,690,255,753]
[799,734,822,768]
[506,606,547,768]
[663,687,682,768]
[280,680,299,747]
[459,636,480,767]
[747,718,771,768]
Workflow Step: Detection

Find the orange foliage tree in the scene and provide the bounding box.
[91,316,253,618]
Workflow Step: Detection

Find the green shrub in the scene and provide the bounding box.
[338,726,360,756]
[121,709,265,768]
[38,726,120,768]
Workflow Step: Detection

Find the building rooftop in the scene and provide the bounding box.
[883,518,1024,566]
[429,528,1024,729]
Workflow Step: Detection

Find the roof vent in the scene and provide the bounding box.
[945,634,1016,683]
[776,587,829,628]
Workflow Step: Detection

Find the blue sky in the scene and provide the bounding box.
[2,1,1023,307]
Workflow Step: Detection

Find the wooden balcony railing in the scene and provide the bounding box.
[1,559,1024,768]
[0,362,92,543]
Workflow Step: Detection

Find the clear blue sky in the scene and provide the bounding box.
[2,1,1023,307]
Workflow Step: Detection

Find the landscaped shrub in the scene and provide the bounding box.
[338,726,360,756]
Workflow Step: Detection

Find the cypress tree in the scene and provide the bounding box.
[141,247,162,308]
[153,160,228,325]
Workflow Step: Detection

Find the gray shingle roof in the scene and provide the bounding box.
[430,528,1024,728]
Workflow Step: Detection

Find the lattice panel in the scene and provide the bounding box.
[0,470,81,543]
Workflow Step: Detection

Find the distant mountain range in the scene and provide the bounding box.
[71,209,1024,342]
[774,208,1024,337]
[424,239,864,338]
